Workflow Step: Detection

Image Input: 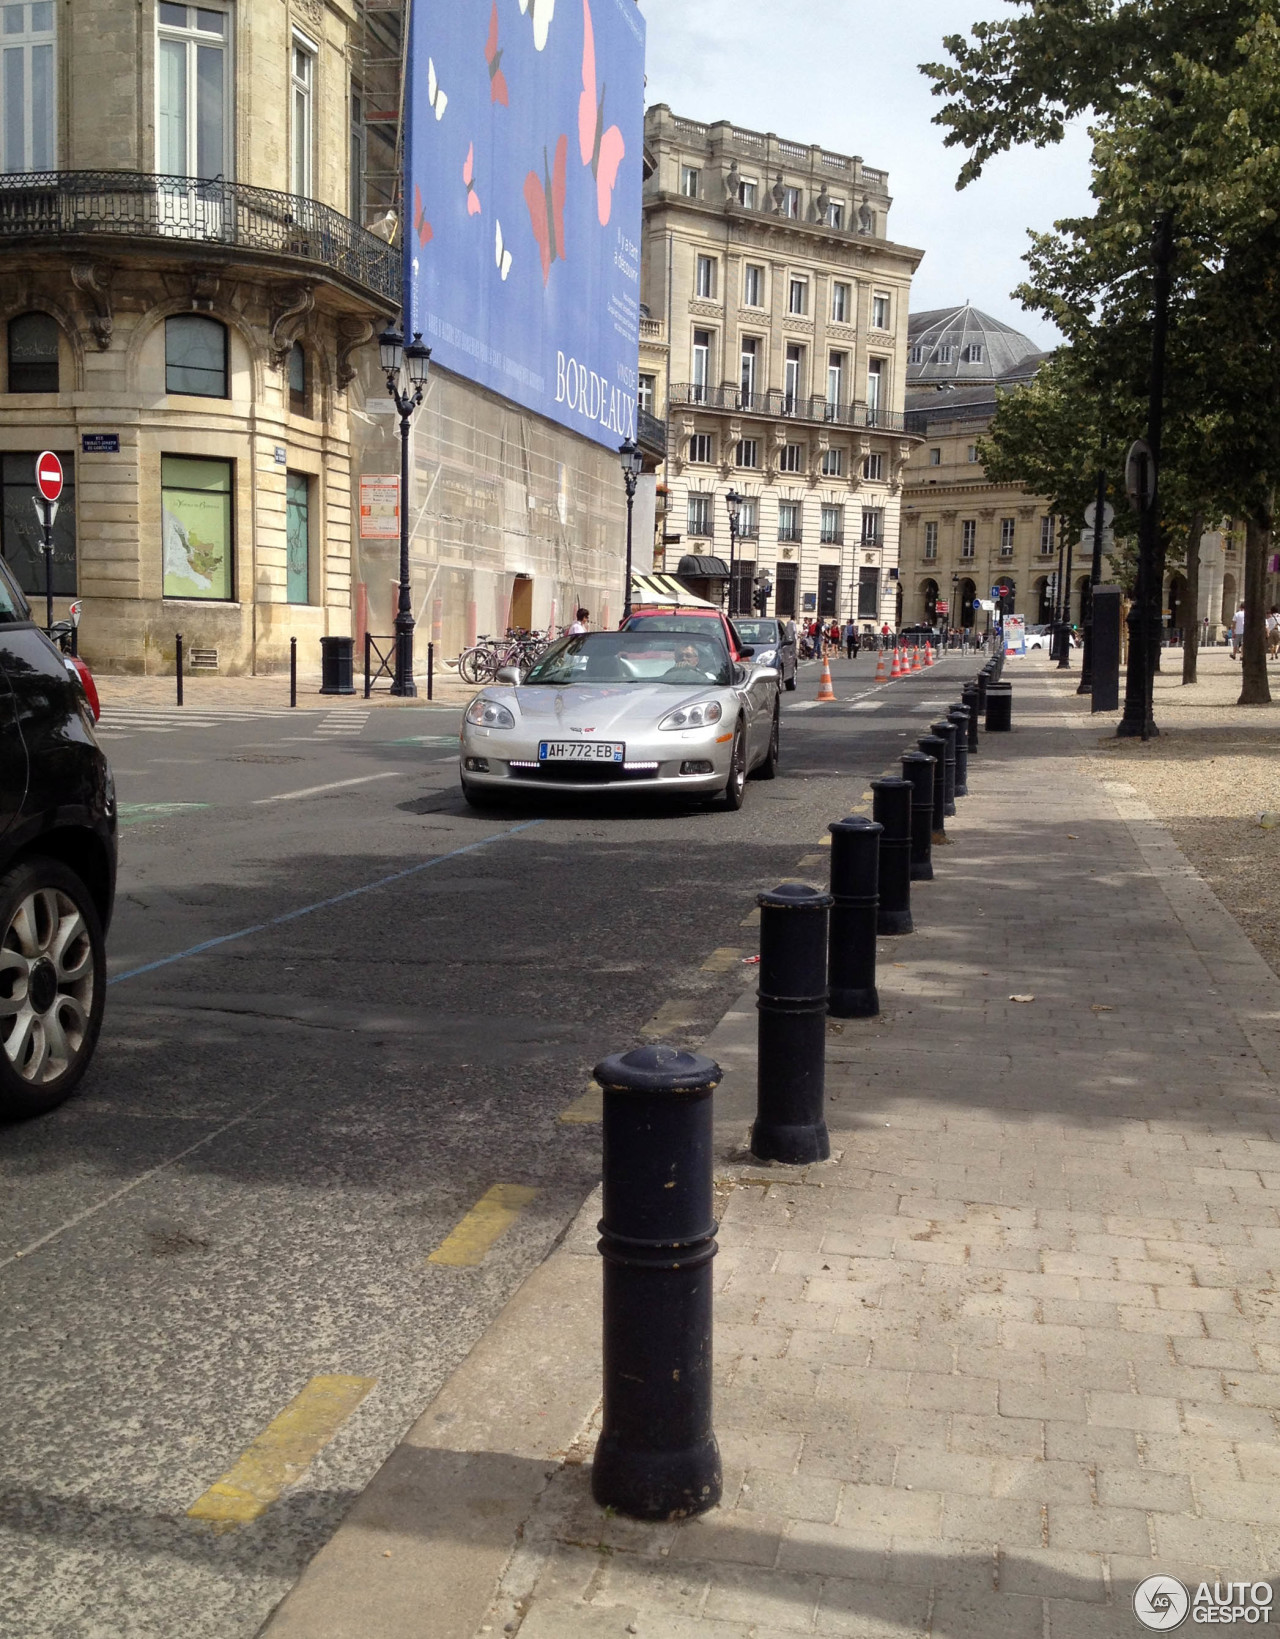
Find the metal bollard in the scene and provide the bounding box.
[901,751,935,881]
[427,640,434,702]
[986,681,1013,732]
[917,733,948,843]
[364,631,372,700]
[175,632,184,706]
[827,816,882,1018]
[592,1044,723,1520]
[290,635,297,708]
[947,707,970,797]
[961,684,981,752]
[752,883,832,1164]
[929,719,958,817]
[870,779,913,935]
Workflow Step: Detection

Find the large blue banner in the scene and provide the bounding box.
[404,0,645,449]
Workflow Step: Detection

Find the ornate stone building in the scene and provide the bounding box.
[642,105,923,627]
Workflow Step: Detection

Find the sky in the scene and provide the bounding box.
[637,0,1096,349]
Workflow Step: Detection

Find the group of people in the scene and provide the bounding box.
[1227,605,1280,660]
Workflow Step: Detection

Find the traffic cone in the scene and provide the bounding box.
[874,648,889,683]
[910,646,922,673]
[817,655,836,702]
[890,646,903,678]
[925,640,936,667]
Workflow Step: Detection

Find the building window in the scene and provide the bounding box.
[831,281,851,324]
[858,564,879,618]
[288,340,308,416]
[743,263,764,307]
[1,0,55,173]
[690,328,711,403]
[871,293,890,330]
[291,35,314,197]
[781,185,800,218]
[1040,516,1056,554]
[162,454,233,600]
[788,276,808,316]
[739,336,758,403]
[778,500,801,542]
[924,521,938,560]
[961,519,976,558]
[695,254,716,300]
[157,3,231,180]
[286,470,310,604]
[637,373,655,414]
[862,507,884,546]
[349,88,365,221]
[688,432,713,464]
[820,447,844,478]
[736,438,759,469]
[907,342,924,364]
[687,492,712,536]
[820,504,843,544]
[1000,516,1015,556]
[0,449,74,595]
[863,452,884,482]
[739,178,757,208]
[936,344,953,364]
[737,498,758,537]
[779,443,803,474]
[166,314,228,397]
[929,447,941,466]
[962,343,984,364]
[866,357,884,423]
[967,444,979,463]
[680,164,700,197]
[783,342,803,413]
[825,200,844,229]
[7,311,57,392]
[827,351,846,410]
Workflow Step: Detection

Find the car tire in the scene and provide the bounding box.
[0,857,107,1120]
[753,702,780,780]
[719,722,747,811]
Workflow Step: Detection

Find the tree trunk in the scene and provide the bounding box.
[1182,511,1203,684]
[1239,509,1273,705]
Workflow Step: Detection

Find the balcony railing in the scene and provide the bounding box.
[637,408,668,457]
[670,383,914,435]
[0,170,399,304]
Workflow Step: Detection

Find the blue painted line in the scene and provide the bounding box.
[108,819,544,987]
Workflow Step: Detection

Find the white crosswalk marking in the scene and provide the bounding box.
[314,709,370,738]
[96,705,306,738]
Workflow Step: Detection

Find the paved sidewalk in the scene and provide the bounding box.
[265,659,1280,1639]
[93,669,475,711]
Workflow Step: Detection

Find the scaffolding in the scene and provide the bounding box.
[353,0,407,230]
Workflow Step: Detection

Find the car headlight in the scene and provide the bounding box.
[754,648,778,668]
[465,698,515,729]
[659,700,723,731]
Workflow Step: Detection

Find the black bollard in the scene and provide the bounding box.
[947,707,970,797]
[929,719,958,817]
[901,751,935,881]
[752,883,832,1164]
[918,733,948,843]
[962,684,981,752]
[870,779,913,935]
[427,640,434,702]
[986,681,1013,732]
[828,816,882,1018]
[592,1044,723,1520]
[290,635,297,708]
[175,632,184,706]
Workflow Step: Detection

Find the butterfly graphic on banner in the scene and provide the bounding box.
[427,57,447,120]
[523,134,567,285]
[413,184,433,247]
[517,0,555,51]
[495,220,513,281]
[463,143,481,216]
[578,0,624,226]
[485,3,509,105]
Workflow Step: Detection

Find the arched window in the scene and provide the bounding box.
[288,341,308,416]
[8,312,59,393]
[165,314,228,398]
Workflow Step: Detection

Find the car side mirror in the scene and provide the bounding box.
[753,665,780,684]
[495,666,522,684]
[738,643,755,658]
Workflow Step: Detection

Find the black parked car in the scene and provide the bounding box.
[0,557,115,1117]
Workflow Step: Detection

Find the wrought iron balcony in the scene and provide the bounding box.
[637,407,668,458]
[669,382,915,435]
[0,170,399,305]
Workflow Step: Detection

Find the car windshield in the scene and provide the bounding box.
[0,555,31,623]
[733,620,781,644]
[522,631,733,687]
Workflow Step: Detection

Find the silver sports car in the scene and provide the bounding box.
[459,630,780,808]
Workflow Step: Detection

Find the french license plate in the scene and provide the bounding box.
[539,740,624,763]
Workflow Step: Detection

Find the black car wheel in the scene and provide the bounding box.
[719,722,747,810]
[0,858,106,1119]
[753,702,780,780]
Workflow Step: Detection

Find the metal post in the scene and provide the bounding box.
[364,631,372,700]
[961,683,981,752]
[1079,467,1107,693]
[175,632,184,706]
[917,733,947,843]
[727,513,738,615]
[289,635,297,708]
[427,640,434,701]
[985,681,1013,732]
[392,400,417,696]
[41,498,53,634]
[929,719,958,817]
[751,883,832,1164]
[827,816,882,1019]
[592,1044,723,1521]
[947,706,970,796]
[1058,528,1075,668]
[623,480,636,622]
[870,780,913,935]
[900,750,935,881]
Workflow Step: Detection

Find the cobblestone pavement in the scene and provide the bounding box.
[467,662,1280,1639]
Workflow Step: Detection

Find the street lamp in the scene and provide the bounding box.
[725,488,742,615]
[951,571,959,648]
[618,438,643,620]
[380,322,431,695]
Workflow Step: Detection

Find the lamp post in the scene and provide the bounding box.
[379,322,431,696]
[618,438,643,621]
[725,488,742,615]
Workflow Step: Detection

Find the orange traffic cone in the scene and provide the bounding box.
[890,646,903,678]
[874,648,889,683]
[816,655,836,702]
[925,640,936,667]
[910,646,922,673]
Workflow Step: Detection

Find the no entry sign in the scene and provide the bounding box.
[35,450,63,502]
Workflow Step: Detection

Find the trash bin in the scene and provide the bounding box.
[319,635,355,695]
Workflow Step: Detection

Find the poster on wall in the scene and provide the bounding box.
[360,474,400,539]
[161,457,232,600]
[403,0,645,449]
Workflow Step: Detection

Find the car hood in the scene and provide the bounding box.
[487,683,729,734]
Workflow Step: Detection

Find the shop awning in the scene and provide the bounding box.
[630,572,719,610]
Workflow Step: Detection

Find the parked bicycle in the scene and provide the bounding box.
[455,627,550,685]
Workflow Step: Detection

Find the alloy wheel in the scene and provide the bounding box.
[0,888,95,1085]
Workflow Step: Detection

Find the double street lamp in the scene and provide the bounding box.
[725,487,742,615]
[378,322,431,696]
[618,437,644,621]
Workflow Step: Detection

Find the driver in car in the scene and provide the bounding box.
[663,641,716,682]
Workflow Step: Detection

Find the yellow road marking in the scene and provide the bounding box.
[700,946,746,973]
[640,999,698,1040]
[188,1374,375,1528]
[740,906,761,927]
[818,835,832,847]
[559,1084,603,1124]
[428,1183,539,1267]
[798,853,826,867]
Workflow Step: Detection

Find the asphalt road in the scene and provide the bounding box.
[0,652,977,1638]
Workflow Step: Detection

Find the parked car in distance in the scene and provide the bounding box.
[898,623,940,646]
[728,617,797,690]
[1,557,116,1118]
[620,604,755,664]
[1023,625,1081,651]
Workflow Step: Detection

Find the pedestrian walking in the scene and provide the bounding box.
[567,607,590,636]
[1231,603,1246,659]
[1267,607,1280,661]
[843,618,859,660]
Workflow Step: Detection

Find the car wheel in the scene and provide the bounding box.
[753,703,780,780]
[719,722,747,810]
[0,858,106,1120]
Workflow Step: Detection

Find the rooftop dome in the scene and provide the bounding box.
[907,304,1040,385]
